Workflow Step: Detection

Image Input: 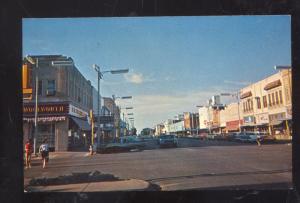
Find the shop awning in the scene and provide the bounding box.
[240,91,252,99]
[241,123,256,127]
[70,116,91,131]
[269,120,283,126]
[264,80,281,91]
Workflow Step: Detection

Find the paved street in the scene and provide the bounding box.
[24,138,292,191]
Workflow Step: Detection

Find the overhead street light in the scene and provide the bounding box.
[274,65,291,70]
[121,96,132,99]
[110,69,129,74]
[93,64,129,147]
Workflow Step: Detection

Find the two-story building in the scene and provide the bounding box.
[23,55,93,151]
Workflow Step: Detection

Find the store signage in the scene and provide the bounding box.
[23,103,68,115]
[256,113,269,124]
[244,116,255,123]
[69,104,88,118]
[23,116,66,122]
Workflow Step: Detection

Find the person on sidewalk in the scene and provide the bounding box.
[256,135,262,146]
[39,139,49,169]
[24,139,33,169]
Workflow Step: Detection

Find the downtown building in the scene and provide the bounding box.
[238,68,292,139]
[22,55,94,151]
[198,95,225,134]
[219,102,243,133]
[183,112,199,136]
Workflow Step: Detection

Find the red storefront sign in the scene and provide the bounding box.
[226,120,244,131]
[23,102,69,116]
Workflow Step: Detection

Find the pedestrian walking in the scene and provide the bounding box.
[24,139,33,169]
[256,135,262,146]
[39,139,49,168]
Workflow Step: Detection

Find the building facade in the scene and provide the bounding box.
[23,55,93,151]
[155,123,165,136]
[219,103,243,133]
[239,68,292,139]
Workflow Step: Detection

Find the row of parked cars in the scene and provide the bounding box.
[202,132,273,143]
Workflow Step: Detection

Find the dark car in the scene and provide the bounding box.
[98,136,146,153]
[158,134,178,147]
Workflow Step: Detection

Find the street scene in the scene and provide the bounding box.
[22,16,292,192]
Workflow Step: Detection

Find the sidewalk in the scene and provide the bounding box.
[25,179,151,192]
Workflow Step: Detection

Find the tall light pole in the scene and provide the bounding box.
[274,65,292,137]
[220,92,241,133]
[93,64,128,147]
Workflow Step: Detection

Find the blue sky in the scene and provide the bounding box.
[23,16,291,132]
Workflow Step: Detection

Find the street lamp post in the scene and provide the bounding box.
[93,64,128,147]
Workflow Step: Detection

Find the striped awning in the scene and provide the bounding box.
[240,91,252,99]
[264,80,281,90]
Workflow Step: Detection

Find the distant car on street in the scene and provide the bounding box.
[158,134,178,147]
[97,136,146,153]
[233,132,269,143]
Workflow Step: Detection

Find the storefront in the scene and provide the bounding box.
[255,113,270,133]
[23,102,91,151]
[242,116,256,132]
[269,112,291,140]
[226,120,244,132]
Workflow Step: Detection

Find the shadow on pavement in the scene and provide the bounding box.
[197,181,292,190]
[146,168,292,182]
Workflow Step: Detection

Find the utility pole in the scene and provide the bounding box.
[33,58,39,155]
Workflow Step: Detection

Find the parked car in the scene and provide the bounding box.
[225,132,238,141]
[158,134,178,147]
[207,134,218,140]
[98,136,146,153]
[233,132,267,143]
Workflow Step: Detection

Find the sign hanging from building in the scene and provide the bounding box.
[23,103,69,116]
[69,104,88,118]
[256,113,269,124]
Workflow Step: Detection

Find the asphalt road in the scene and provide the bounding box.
[24,138,292,190]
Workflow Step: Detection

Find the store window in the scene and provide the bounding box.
[263,96,267,108]
[47,80,56,96]
[256,97,261,109]
[272,93,275,106]
[279,90,283,104]
[275,91,279,105]
[38,80,43,95]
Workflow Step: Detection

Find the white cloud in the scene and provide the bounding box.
[129,90,222,132]
[165,76,175,81]
[124,72,156,84]
[125,73,144,84]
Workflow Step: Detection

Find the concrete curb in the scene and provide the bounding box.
[25,179,158,192]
